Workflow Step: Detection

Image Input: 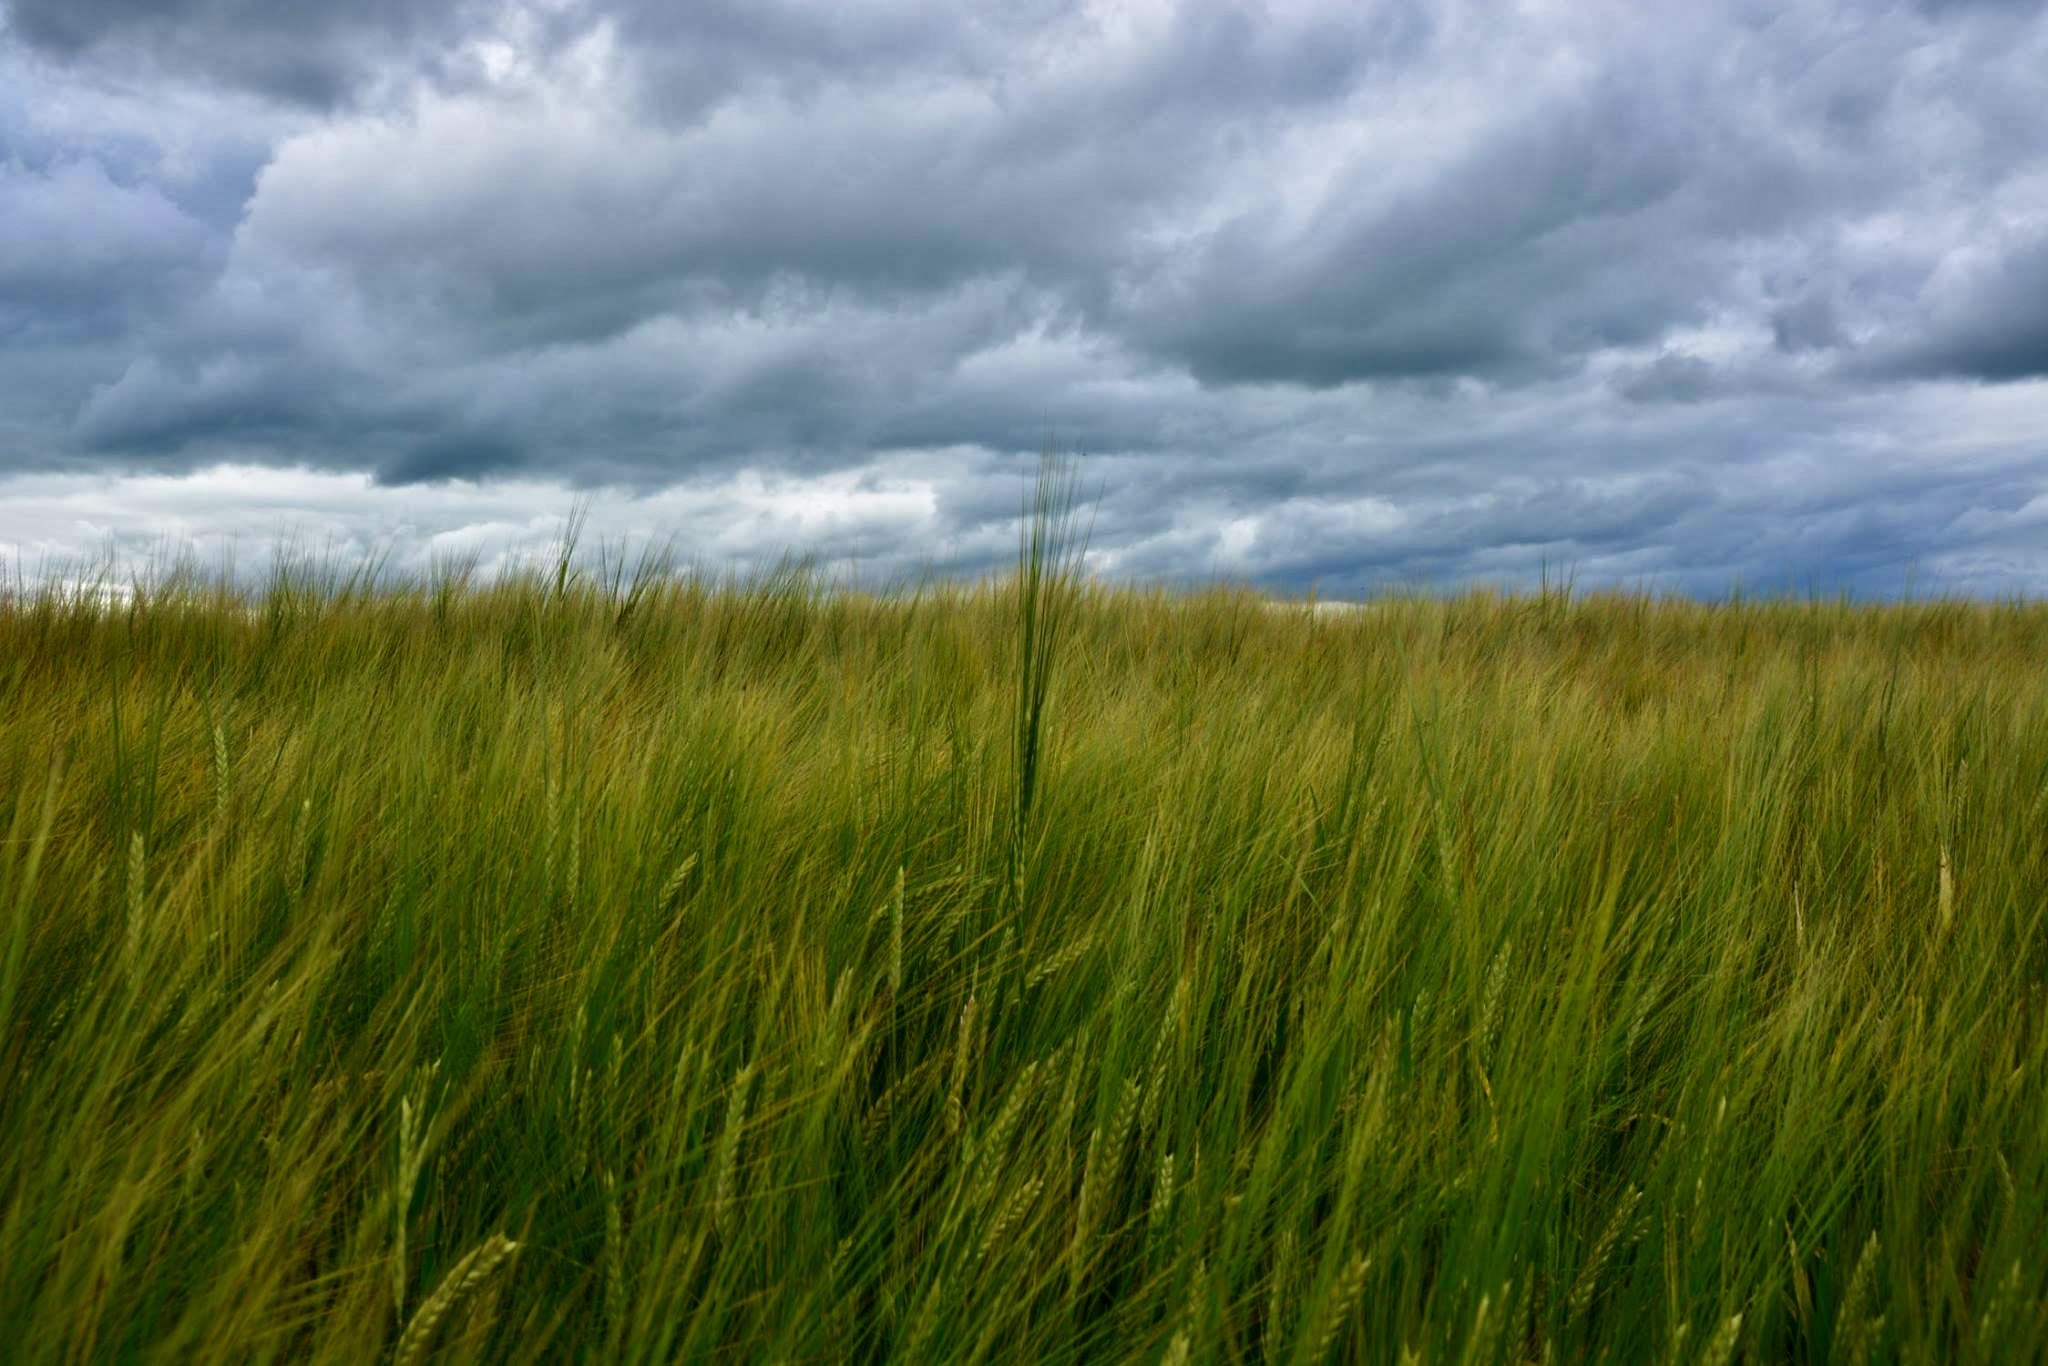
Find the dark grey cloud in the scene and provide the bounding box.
[1615,354,1729,406]
[2,0,2047,593]
[4,0,491,108]
[1866,232,2048,382]
[1122,71,1716,387]
[1771,291,1846,355]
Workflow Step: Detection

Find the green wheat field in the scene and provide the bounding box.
[3,481,2044,1362]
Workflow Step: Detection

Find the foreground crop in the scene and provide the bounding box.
[1,562,2044,1362]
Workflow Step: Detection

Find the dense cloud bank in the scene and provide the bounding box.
[3,0,2046,593]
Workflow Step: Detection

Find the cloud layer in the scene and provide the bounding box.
[4,0,2047,593]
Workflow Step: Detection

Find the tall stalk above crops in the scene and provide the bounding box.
[1009,451,1088,911]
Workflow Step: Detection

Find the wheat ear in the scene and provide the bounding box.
[395,1234,519,1366]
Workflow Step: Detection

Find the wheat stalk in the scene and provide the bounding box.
[889,864,905,994]
[1307,1251,1370,1364]
[1478,943,1509,1070]
[287,796,311,908]
[1938,844,1955,930]
[976,1172,1044,1265]
[1975,1258,2023,1350]
[1149,1151,1176,1241]
[1026,931,1094,990]
[212,718,230,819]
[543,772,560,894]
[603,1165,626,1332]
[862,1053,940,1149]
[1568,1185,1643,1321]
[1833,1231,1882,1366]
[827,1235,856,1346]
[1072,1079,1140,1279]
[391,1096,426,1322]
[565,820,581,909]
[1468,1279,1512,1366]
[713,1062,756,1236]
[945,995,979,1136]
[969,1062,1040,1208]
[1699,1311,1742,1366]
[1263,1229,1296,1365]
[1140,980,1184,1141]
[124,831,145,981]
[904,1274,944,1362]
[659,852,698,911]
[394,1234,519,1366]
[1185,1257,1210,1355]
[1053,1048,1083,1172]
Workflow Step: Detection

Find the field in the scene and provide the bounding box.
[2,496,2045,1361]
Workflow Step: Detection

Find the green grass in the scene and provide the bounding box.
[2,492,2045,1361]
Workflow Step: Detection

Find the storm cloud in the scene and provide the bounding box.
[3,0,2047,594]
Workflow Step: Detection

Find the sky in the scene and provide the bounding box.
[3,0,2047,597]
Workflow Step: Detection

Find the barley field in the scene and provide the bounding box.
[2,490,2045,1361]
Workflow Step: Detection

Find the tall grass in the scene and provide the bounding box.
[1,492,2045,1361]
